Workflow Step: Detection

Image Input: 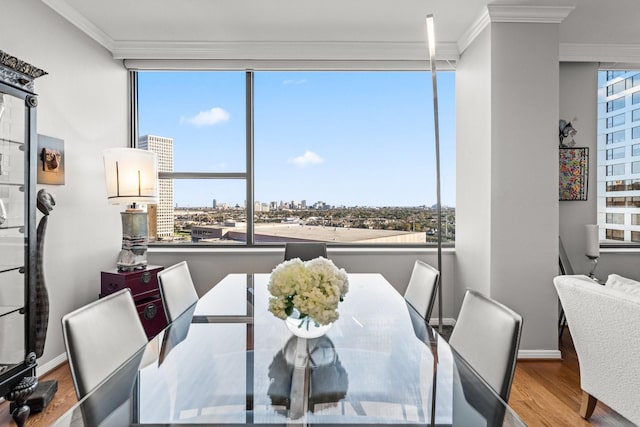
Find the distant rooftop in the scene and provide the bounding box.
[195,223,427,243]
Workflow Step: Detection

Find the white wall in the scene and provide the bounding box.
[1,0,128,368]
[148,249,457,323]
[490,22,560,353]
[455,27,493,310]
[558,63,599,273]
[457,22,561,355]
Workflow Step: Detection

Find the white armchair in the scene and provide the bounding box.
[553,274,640,425]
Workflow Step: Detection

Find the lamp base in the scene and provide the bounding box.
[117,249,148,271]
[587,255,599,280]
[117,210,149,272]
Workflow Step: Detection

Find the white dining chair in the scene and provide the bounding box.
[62,288,148,399]
[157,260,199,322]
[448,289,523,402]
[403,260,440,323]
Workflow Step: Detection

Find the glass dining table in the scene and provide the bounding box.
[52,273,526,426]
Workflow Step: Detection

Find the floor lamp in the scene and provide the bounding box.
[425,14,444,334]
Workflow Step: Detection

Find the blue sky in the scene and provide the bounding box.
[138,71,456,208]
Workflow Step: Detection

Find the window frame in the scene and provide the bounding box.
[606,163,626,176]
[606,146,626,160]
[133,69,453,248]
[606,130,625,145]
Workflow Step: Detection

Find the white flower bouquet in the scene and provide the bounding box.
[268,257,349,326]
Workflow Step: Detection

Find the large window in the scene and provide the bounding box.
[606,213,624,224]
[600,70,640,248]
[606,113,625,128]
[137,71,455,246]
[606,179,640,191]
[606,130,625,145]
[606,163,625,176]
[606,229,625,241]
[607,97,625,112]
[607,147,625,160]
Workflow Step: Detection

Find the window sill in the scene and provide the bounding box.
[148,246,456,256]
[600,247,640,254]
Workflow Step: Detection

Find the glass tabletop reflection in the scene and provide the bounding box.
[52,273,525,426]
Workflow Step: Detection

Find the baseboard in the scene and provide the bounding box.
[36,353,67,376]
[517,349,562,360]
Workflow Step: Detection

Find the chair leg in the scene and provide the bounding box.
[558,308,566,339]
[579,391,597,419]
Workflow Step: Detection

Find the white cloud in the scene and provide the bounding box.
[289,150,324,167]
[181,107,230,126]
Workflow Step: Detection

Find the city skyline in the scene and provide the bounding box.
[173,198,451,210]
[138,71,456,208]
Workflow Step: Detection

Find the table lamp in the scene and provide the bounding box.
[585,224,599,280]
[103,147,158,271]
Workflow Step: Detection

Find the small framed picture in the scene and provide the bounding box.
[559,147,588,201]
[37,134,65,185]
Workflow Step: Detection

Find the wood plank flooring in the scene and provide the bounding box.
[0,330,634,426]
[510,332,633,426]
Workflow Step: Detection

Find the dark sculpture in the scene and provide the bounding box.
[559,118,578,148]
[35,189,55,358]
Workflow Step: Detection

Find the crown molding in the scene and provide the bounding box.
[457,8,491,55]
[486,5,574,24]
[560,43,640,64]
[124,58,458,72]
[111,40,460,62]
[458,5,574,55]
[42,0,113,51]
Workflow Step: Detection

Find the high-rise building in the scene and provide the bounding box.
[139,135,174,240]
[598,70,640,243]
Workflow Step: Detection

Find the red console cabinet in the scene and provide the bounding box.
[100,265,167,339]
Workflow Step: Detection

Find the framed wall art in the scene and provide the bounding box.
[37,134,65,185]
[559,147,588,201]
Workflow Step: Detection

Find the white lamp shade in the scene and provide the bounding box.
[585,224,600,258]
[104,148,158,205]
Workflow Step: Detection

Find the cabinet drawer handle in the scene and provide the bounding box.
[143,303,157,320]
[141,272,151,284]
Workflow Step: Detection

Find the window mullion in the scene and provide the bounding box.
[159,172,246,179]
[246,70,255,245]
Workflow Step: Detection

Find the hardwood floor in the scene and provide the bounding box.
[510,332,633,426]
[0,363,77,427]
[0,331,634,426]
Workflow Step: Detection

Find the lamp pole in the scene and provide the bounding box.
[426,14,443,333]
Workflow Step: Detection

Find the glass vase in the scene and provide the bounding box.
[285,313,333,339]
